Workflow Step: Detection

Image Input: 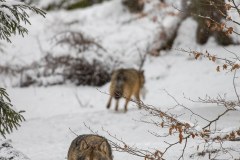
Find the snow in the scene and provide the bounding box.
[235,106,240,111]
[1,0,240,159]
[0,139,30,160]
[0,0,22,6]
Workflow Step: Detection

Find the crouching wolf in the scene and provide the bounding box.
[106,68,145,112]
[68,134,113,160]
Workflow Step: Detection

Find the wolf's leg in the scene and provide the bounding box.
[124,97,130,112]
[106,96,112,109]
[135,91,141,109]
[115,99,119,111]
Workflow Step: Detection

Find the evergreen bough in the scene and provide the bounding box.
[0,0,45,138]
[0,0,46,42]
[0,88,25,138]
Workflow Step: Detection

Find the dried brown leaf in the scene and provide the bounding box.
[195,52,201,60]
[232,64,240,71]
[226,16,232,21]
[212,56,216,62]
[169,127,173,135]
[223,64,227,70]
[225,3,231,10]
[216,66,220,72]
[160,122,164,128]
[220,23,225,30]
[179,133,183,143]
[191,133,195,139]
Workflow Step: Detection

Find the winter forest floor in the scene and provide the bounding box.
[1,0,240,159]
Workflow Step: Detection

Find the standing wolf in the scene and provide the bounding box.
[68,134,113,160]
[106,68,145,112]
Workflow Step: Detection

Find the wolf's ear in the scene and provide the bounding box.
[99,141,108,154]
[79,140,88,150]
[140,70,144,75]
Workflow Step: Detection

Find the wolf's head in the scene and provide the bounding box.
[76,137,112,160]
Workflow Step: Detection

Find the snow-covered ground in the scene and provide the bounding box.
[1,0,240,159]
